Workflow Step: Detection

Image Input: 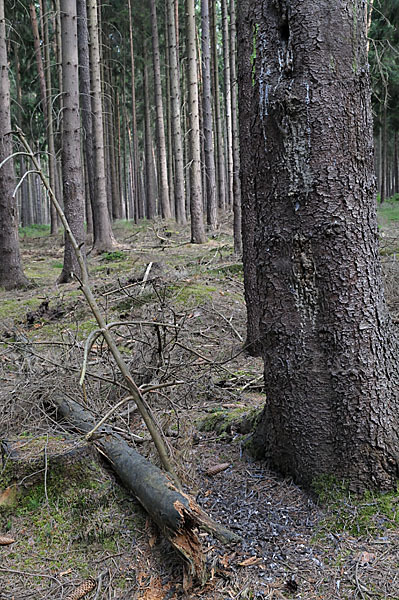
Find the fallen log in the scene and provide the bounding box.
[52,395,241,583]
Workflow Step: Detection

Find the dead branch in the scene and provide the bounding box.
[53,394,241,583]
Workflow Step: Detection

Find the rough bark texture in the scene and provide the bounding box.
[0,0,28,290]
[150,0,171,220]
[238,0,399,491]
[186,0,206,244]
[87,0,115,251]
[58,0,86,283]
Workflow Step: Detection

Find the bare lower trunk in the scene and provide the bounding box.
[0,0,28,289]
[201,0,217,230]
[186,0,206,243]
[150,0,171,220]
[88,0,115,251]
[167,0,186,224]
[58,0,86,283]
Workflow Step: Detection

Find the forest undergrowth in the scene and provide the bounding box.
[0,215,399,600]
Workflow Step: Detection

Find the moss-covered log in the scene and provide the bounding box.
[52,395,240,583]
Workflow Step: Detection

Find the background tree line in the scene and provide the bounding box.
[0,0,398,289]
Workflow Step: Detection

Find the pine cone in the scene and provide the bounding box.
[0,536,15,545]
[66,578,96,600]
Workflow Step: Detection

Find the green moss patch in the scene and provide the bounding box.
[312,475,399,536]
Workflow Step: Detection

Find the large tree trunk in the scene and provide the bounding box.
[186,0,206,243]
[58,0,86,283]
[238,0,399,491]
[0,0,28,289]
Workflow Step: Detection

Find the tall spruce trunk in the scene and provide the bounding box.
[150,0,171,220]
[77,0,95,234]
[238,0,399,491]
[0,0,28,289]
[230,0,242,254]
[201,0,217,230]
[186,0,206,243]
[143,46,157,220]
[58,0,86,283]
[210,0,227,213]
[127,0,141,222]
[221,0,233,208]
[87,0,115,250]
[167,0,186,224]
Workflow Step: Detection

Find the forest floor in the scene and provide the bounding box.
[0,207,399,600]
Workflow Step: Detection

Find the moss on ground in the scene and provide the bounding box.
[0,436,145,587]
[199,406,261,437]
[312,475,399,537]
[170,281,218,307]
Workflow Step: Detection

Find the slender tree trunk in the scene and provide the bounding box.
[150,0,171,219]
[87,0,116,251]
[58,0,86,283]
[29,3,47,117]
[77,0,95,235]
[43,0,58,234]
[210,0,227,213]
[238,0,399,491]
[127,0,141,222]
[394,131,399,195]
[164,4,175,218]
[201,0,217,230]
[143,45,157,220]
[230,0,242,254]
[380,105,387,203]
[186,0,206,243]
[221,0,233,208]
[167,0,186,224]
[0,0,28,289]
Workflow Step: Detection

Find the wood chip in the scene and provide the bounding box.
[205,463,231,477]
[0,535,15,546]
[238,556,263,567]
